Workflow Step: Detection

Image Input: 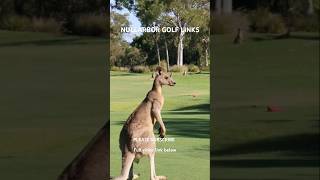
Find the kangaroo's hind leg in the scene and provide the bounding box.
[113,152,135,180]
[148,152,167,180]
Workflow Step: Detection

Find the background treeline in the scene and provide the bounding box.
[214,0,319,34]
[111,0,210,73]
[111,0,319,73]
[0,0,106,36]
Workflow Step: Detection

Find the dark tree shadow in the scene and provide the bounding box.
[110,73,145,77]
[113,117,210,139]
[251,34,320,42]
[173,103,210,112]
[165,118,210,138]
[214,133,320,157]
[0,37,105,47]
[212,159,319,168]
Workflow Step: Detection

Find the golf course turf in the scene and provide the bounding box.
[110,71,210,180]
[0,31,107,180]
[0,30,318,180]
[212,32,319,180]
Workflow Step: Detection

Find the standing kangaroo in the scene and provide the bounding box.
[113,67,176,180]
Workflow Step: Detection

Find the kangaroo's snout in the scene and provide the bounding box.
[169,81,176,86]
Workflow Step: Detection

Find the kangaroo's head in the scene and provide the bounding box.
[155,67,176,86]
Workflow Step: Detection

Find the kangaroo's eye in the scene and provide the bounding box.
[165,77,168,79]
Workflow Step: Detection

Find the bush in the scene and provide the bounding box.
[0,16,62,34]
[32,17,62,34]
[200,65,210,72]
[130,65,150,73]
[249,8,286,34]
[170,65,188,73]
[160,60,168,71]
[290,14,319,32]
[0,15,32,31]
[188,64,200,73]
[73,14,106,36]
[150,61,168,72]
[149,65,159,72]
[110,66,129,72]
[213,12,249,34]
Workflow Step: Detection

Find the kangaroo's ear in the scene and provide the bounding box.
[156,66,162,75]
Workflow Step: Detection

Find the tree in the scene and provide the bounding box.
[110,11,129,66]
[223,0,233,14]
[163,0,209,66]
[215,0,233,14]
[116,0,209,67]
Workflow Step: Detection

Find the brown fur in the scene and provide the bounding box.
[58,122,109,180]
[113,67,176,180]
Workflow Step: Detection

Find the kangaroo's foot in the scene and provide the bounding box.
[133,173,140,179]
[111,176,126,180]
[151,175,167,180]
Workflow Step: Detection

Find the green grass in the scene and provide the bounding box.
[1,30,318,180]
[110,71,210,180]
[212,32,319,180]
[0,31,106,180]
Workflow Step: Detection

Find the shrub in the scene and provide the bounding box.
[170,65,188,73]
[188,64,200,73]
[200,65,210,72]
[149,65,159,72]
[0,16,62,34]
[290,14,319,32]
[268,15,286,34]
[110,66,129,72]
[150,61,168,72]
[159,60,168,71]
[249,8,286,34]
[73,14,106,36]
[0,15,32,31]
[213,12,249,34]
[32,17,62,34]
[130,65,150,73]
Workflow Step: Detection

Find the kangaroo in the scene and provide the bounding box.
[58,122,108,180]
[233,28,243,44]
[113,67,176,180]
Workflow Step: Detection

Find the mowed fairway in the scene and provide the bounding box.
[0,31,106,179]
[212,32,319,180]
[110,71,210,179]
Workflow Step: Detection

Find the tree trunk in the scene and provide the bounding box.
[176,41,180,66]
[222,0,232,14]
[156,41,161,65]
[180,38,184,66]
[307,0,314,15]
[164,36,170,71]
[205,48,208,66]
[177,30,185,66]
[215,0,222,14]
